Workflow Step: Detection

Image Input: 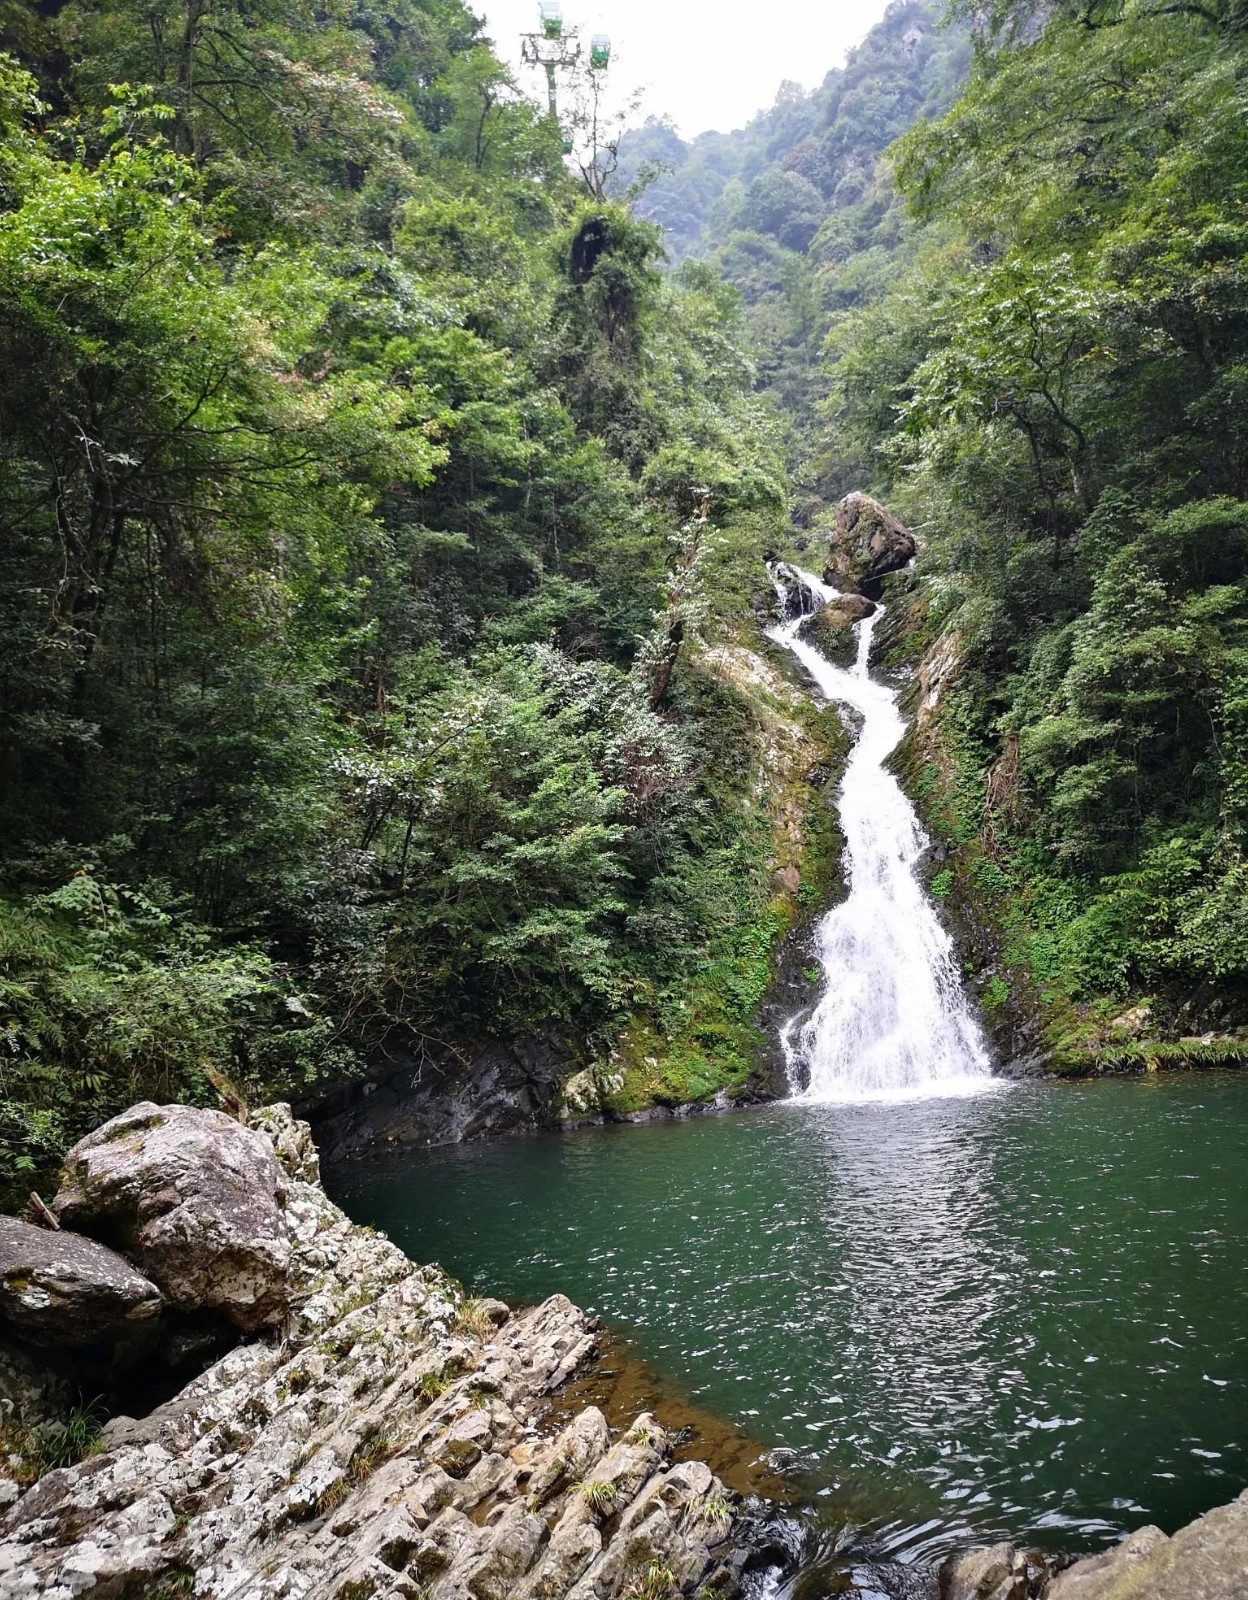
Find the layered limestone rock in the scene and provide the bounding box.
[1,1105,740,1600]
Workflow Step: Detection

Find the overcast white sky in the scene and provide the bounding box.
[478,0,893,138]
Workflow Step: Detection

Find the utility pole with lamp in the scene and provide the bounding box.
[520,3,610,136]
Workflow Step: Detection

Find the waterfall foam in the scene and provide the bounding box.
[768,564,997,1102]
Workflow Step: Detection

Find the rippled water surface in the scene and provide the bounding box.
[330,1077,1248,1562]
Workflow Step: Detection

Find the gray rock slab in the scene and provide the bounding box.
[0,1216,161,1352]
[1048,1497,1248,1600]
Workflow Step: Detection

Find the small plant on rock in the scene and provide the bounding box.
[454,1298,497,1339]
[416,1356,464,1408]
[699,1491,733,1532]
[0,1400,105,1484]
[625,1562,678,1600]
[574,1479,617,1517]
[312,1477,351,1518]
[140,1567,195,1600]
[348,1431,395,1484]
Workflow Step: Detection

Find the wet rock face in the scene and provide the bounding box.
[312,1034,576,1165]
[0,1217,161,1359]
[2,1106,741,1600]
[797,593,878,667]
[824,492,916,596]
[770,561,826,621]
[52,1102,292,1332]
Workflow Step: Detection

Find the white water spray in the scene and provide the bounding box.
[768,565,995,1102]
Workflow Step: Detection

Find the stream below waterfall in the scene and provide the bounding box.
[332,586,1248,1584]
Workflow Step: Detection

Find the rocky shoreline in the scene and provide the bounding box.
[0,1104,743,1600]
[5,1101,1248,1600]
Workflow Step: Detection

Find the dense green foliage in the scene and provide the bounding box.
[7,0,1244,1195]
[623,0,1248,1057]
[827,0,1248,1051]
[0,0,793,1194]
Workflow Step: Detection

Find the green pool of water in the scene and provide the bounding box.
[329,1075,1248,1564]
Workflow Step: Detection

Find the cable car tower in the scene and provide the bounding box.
[520,2,610,121]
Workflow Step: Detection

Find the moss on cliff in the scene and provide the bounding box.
[566,627,851,1121]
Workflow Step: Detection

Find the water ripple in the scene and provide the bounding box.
[331,1075,1248,1562]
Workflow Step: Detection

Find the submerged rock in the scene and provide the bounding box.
[52,1101,292,1332]
[0,1216,161,1359]
[824,492,916,595]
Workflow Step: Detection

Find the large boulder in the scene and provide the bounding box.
[824,492,916,594]
[0,1217,161,1359]
[52,1103,292,1332]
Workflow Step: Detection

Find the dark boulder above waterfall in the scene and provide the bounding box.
[0,1215,161,1360]
[52,1102,292,1332]
[824,493,916,595]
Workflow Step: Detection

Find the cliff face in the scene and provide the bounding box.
[0,1105,742,1600]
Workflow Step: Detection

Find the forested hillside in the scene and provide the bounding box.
[624,0,1248,1067]
[824,0,1248,1064]
[4,0,1247,1200]
[0,0,807,1196]
[615,0,971,477]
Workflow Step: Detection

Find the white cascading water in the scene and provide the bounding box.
[768,564,996,1101]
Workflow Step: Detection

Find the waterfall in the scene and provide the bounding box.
[768,564,996,1102]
